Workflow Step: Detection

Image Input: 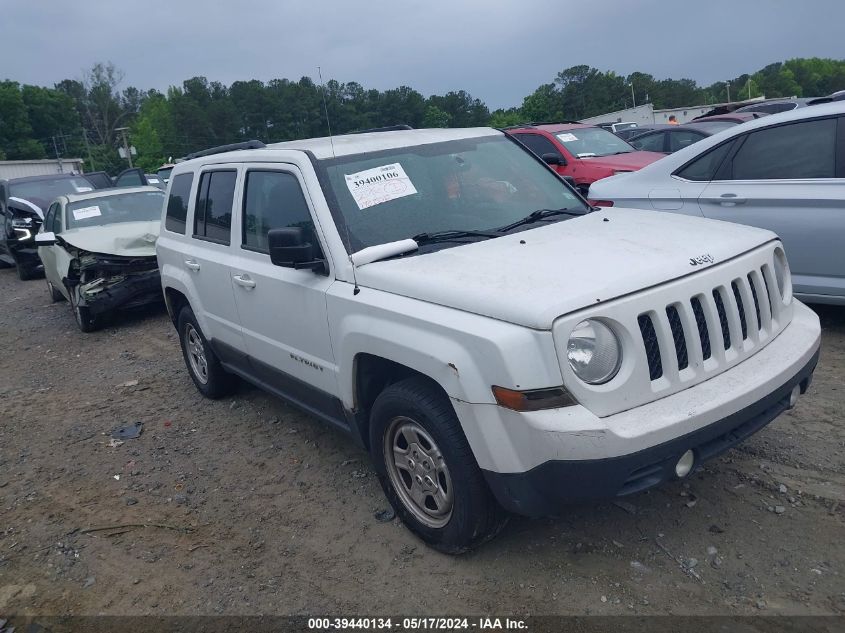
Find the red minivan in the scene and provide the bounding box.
[506,123,665,195]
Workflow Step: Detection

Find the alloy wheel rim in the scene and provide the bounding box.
[185,324,209,384]
[383,416,453,528]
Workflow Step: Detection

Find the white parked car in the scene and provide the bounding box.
[157,129,820,552]
[35,186,165,331]
[589,102,845,305]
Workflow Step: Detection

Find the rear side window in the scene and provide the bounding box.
[668,130,704,152]
[165,173,193,234]
[631,132,665,152]
[675,140,735,181]
[727,118,836,180]
[514,133,561,158]
[194,170,236,244]
[242,171,316,253]
[115,170,144,187]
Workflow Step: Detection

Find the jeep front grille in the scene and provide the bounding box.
[638,263,782,384]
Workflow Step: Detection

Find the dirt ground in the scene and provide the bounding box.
[1,266,843,618]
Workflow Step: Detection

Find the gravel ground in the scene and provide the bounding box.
[0,266,843,617]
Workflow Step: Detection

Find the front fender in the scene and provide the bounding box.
[327,284,563,409]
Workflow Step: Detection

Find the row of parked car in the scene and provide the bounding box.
[0,103,837,552]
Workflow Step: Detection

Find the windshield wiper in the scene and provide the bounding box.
[412,229,500,245]
[494,208,586,233]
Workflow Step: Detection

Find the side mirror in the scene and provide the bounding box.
[35,232,56,246]
[268,227,325,273]
[541,152,567,166]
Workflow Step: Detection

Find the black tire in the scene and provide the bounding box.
[47,280,65,302]
[70,287,99,333]
[177,305,234,399]
[17,262,38,281]
[369,377,508,554]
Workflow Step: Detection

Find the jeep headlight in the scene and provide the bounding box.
[567,319,622,385]
[11,217,32,228]
[773,247,791,302]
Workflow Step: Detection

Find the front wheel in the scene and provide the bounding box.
[16,262,39,281]
[70,287,99,332]
[370,377,508,554]
[47,280,65,302]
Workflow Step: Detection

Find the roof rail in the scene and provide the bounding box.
[500,120,584,130]
[342,124,413,135]
[185,140,266,160]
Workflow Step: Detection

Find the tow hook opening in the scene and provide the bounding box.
[675,449,695,478]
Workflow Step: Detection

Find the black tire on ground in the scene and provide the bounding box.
[0,259,13,269]
[17,263,39,281]
[70,287,99,333]
[177,305,235,399]
[47,280,65,302]
[369,376,508,554]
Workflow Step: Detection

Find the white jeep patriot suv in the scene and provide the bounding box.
[157,128,820,552]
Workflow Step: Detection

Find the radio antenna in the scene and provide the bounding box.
[318,66,359,294]
[317,66,337,160]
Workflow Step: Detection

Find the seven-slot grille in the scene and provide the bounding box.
[637,262,784,382]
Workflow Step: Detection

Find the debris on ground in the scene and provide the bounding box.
[374,508,396,523]
[117,380,139,388]
[111,422,143,440]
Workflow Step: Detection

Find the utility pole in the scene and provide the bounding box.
[726,80,731,103]
[631,83,636,108]
[51,136,64,173]
[116,127,133,168]
[82,128,96,171]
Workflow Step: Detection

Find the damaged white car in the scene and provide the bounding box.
[35,186,165,332]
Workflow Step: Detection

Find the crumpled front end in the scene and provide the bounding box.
[7,205,44,270]
[66,249,162,314]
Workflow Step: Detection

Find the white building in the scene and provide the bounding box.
[580,97,767,126]
[0,158,85,180]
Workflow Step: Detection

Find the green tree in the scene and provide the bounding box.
[421,105,450,128]
[0,81,42,159]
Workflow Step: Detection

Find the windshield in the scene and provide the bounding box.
[157,167,174,181]
[9,177,95,211]
[555,128,636,157]
[65,190,165,230]
[319,135,586,253]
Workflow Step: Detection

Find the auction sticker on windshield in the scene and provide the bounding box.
[557,133,578,142]
[345,163,418,210]
[72,205,102,220]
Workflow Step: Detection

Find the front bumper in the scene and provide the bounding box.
[9,242,42,271]
[77,269,163,315]
[451,301,820,517]
[483,348,817,516]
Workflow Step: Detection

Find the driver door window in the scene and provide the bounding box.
[242,170,318,254]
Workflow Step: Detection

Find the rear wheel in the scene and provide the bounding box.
[370,377,508,553]
[177,306,234,398]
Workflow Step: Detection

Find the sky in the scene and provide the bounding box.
[2,0,844,110]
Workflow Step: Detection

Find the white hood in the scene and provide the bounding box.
[59,221,160,257]
[355,208,777,329]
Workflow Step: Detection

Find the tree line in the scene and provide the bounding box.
[1,57,843,174]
